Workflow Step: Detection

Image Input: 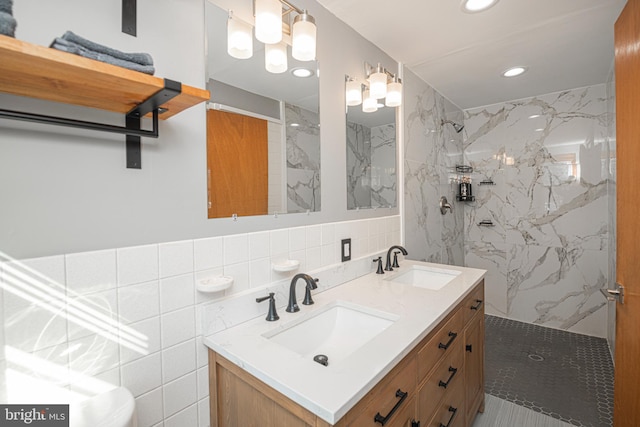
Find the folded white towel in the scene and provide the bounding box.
[0,11,16,37]
[51,38,155,75]
[61,31,154,66]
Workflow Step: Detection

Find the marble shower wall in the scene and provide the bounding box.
[346,122,397,209]
[285,103,321,213]
[463,84,613,338]
[404,68,464,265]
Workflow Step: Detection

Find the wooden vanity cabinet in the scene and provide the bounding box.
[208,280,485,427]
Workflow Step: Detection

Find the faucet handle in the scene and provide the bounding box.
[256,292,279,321]
[373,257,384,274]
[302,278,319,306]
[392,251,401,268]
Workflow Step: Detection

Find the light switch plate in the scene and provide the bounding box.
[341,238,351,262]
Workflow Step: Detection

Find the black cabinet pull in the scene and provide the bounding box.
[471,299,483,310]
[438,332,457,350]
[373,389,408,425]
[439,406,458,427]
[466,344,473,352]
[438,367,458,389]
[411,421,420,427]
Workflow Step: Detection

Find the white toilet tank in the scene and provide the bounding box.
[70,386,137,427]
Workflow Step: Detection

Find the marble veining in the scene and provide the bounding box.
[463,84,613,337]
[403,68,464,266]
[285,103,321,212]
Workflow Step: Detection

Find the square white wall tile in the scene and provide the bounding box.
[120,316,161,364]
[195,337,208,369]
[135,387,164,427]
[249,258,271,288]
[160,274,194,314]
[289,227,306,252]
[117,245,159,287]
[193,237,223,272]
[118,281,160,324]
[163,372,197,418]
[269,229,289,259]
[165,403,198,427]
[222,262,249,295]
[197,398,210,427]
[161,306,195,348]
[223,234,249,265]
[66,249,116,295]
[305,225,322,248]
[196,366,209,400]
[321,243,338,267]
[8,255,66,286]
[159,240,194,279]
[321,224,335,245]
[121,352,162,397]
[249,232,270,260]
[68,334,120,377]
[68,288,118,341]
[305,247,322,272]
[162,339,196,383]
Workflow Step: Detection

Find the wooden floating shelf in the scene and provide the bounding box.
[0,35,209,119]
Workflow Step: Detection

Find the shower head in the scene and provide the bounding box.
[441,119,464,133]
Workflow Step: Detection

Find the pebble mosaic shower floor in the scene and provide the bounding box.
[484,315,614,427]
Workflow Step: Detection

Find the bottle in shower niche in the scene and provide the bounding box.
[458,176,473,201]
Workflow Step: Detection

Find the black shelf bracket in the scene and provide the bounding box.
[122,0,137,37]
[0,79,182,169]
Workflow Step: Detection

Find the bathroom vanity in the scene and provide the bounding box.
[205,261,485,427]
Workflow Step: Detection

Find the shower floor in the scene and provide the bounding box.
[484,315,614,427]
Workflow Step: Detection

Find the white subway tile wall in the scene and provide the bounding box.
[0,216,400,427]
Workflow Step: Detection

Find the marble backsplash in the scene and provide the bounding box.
[403,68,465,266]
[463,84,613,337]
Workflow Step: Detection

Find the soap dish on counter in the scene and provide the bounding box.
[197,275,233,293]
[271,259,300,272]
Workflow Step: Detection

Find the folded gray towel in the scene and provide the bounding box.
[0,0,12,15]
[0,11,16,37]
[51,38,155,75]
[61,31,153,66]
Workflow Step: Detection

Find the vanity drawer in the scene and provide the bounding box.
[348,357,417,427]
[417,340,464,421]
[417,307,463,382]
[421,375,465,427]
[462,281,484,325]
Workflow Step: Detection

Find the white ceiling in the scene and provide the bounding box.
[317,0,627,110]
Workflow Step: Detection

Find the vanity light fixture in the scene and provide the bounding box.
[461,0,499,13]
[227,12,253,59]
[227,0,317,74]
[345,63,403,112]
[502,66,527,77]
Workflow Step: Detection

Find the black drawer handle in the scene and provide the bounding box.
[438,332,457,350]
[439,406,458,427]
[438,366,458,389]
[470,299,483,310]
[374,389,408,425]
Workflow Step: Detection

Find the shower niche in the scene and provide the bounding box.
[453,165,475,202]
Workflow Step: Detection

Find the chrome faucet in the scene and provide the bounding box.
[286,273,319,313]
[385,245,408,271]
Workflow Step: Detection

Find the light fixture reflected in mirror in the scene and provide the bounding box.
[345,62,403,112]
[227,12,253,59]
[226,0,317,74]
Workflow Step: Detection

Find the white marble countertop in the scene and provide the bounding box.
[203,260,486,424]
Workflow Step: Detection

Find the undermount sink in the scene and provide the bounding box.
[385,265,461,290]
[263,301,398,366]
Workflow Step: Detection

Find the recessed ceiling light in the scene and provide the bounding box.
[291,67,314,78]
[534,128,544,132]
[461,0,499,13]
[502,66,527,77]
[528,114,541,119]
[290,123,300,127]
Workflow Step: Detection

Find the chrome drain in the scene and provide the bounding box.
[313,354,328,367]
[528,353,544,362]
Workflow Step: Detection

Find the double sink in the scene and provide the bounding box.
[263,265,461,367]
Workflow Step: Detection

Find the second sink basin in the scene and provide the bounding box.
[385,265,461,290]
[263,301,398,366]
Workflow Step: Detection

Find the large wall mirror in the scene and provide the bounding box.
[346,86,397,210]
[205,0,320,219]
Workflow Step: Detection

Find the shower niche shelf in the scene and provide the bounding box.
[0,35,210,169]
